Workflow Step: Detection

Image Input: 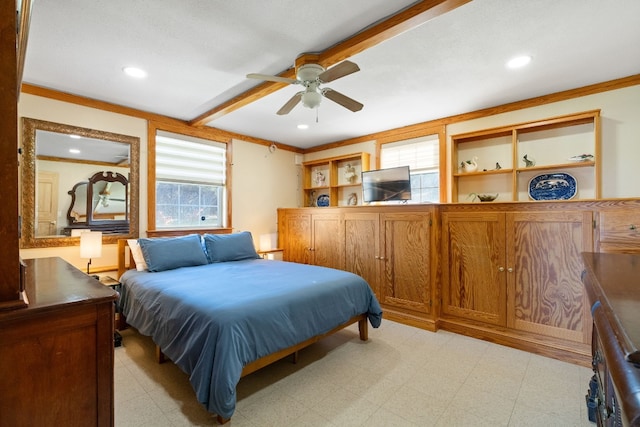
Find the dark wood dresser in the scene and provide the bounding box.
[582,252,640,426]
[0,257,117,427]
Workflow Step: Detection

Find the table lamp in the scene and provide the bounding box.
[80,231,102,275]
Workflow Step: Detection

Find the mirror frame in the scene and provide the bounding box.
[21,117,140,248]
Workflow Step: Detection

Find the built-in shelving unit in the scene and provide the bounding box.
[302,152,370,207]
[451,110,601,202]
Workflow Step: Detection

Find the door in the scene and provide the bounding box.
[281,212,311,264]
[36,171,59,236]
[380,212,431,314]
[311,213,344,269]
[344,212,380,297]
[441,211,507,325]
[507,211,593,344]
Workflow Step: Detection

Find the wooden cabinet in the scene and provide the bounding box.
[280,206,436,330]
[451,110,600,202]
[279,210,344,269]
[0,257,117,427]
[595,209,640,254]
[344,211,433,322]
[302,152,370,207]
[582,253,640,426]
[441,212,507,325]
[441,206,593,363]
[379,212,432,317]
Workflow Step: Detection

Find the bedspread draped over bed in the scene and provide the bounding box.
[119,259,383,419]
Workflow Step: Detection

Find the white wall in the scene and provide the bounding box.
[18,94,299,271]
[446,85,640,199]
[18,83,640,269]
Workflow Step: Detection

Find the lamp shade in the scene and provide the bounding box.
[302,91,322,109]
[259,233,277,251]
[80,231,103,259]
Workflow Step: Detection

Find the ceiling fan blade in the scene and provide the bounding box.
[277,92,302,115]
[246,73,298,84]
[318,60,360,83]
[323,89,363,112]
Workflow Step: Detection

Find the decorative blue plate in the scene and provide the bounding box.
[528,173,577,201]
[316,194,330,207]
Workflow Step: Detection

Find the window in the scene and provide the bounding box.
[154,130,228,229]
[380,133,442,203]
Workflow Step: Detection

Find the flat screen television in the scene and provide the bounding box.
[361,166,412,203]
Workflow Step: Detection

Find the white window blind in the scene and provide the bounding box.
[156,131,226,185]
[381,134,439,172]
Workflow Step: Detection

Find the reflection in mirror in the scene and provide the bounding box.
[21,117,139,248]
[67,182,88,226]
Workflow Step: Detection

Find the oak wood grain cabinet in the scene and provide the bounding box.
[440,206,593,364]
[0,257,117,427]
[278,210,344,270]
[345,209,435,329]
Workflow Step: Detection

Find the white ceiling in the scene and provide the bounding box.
[23,0,640,150]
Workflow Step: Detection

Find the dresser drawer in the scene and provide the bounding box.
[597,211,640,252]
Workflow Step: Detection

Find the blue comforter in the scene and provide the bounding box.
[119,259,382,419]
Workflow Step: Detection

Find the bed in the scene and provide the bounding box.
[116,233,382,424]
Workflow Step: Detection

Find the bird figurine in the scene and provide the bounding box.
[523,154,535,167]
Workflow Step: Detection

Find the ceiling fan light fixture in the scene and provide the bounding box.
[301,91,322,109]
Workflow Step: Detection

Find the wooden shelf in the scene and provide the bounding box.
[451,110,600,202]
[302,153,370,207]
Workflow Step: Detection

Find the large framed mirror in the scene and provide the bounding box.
[21,117,139,248]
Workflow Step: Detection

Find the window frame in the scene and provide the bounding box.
[147,121,232,236]
[376,125,447,203]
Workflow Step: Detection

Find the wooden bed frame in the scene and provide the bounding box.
[116,239,369,425]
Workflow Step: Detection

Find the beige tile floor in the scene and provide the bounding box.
[114,320,594,426]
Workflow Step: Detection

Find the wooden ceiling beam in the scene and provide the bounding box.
[189,0,471,127]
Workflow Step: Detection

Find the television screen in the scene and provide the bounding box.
[361,166,411,203]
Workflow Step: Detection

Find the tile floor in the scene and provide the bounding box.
[114,320,594,426]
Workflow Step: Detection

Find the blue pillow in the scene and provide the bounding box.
[138,234,208,272]
[203,231,260,263]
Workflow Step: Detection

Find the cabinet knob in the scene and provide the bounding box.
[507,267,514,273]
[630,224,637,231]
[374,256,379,259]
[498,267,505,272]
[379,256,386,261]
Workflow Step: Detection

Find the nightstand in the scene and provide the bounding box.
[99,275,123,347]
[257,248,284,260]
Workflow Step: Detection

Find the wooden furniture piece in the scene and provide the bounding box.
[440,202,593,364]
[302,152,370,207]
[279,199,640,365]
[279,205,438,330]
[118,240,381,424]
[0,257,117,427]
[582,252,640,426]
[451,110,601,202]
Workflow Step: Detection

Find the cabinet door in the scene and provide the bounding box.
[506,211,592,343]
[441,212,507,325]
[311,213,344,269]
[344,212,380,297]
[380,212,431,314]
[282,212,311,264]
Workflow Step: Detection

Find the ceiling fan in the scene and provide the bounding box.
[247,60,364,115]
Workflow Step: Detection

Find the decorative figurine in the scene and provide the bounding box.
[344,163,357,183]
[314,170,326,186]
[460,157,478,173]
[495,162,502,170]
[523,154,535,167]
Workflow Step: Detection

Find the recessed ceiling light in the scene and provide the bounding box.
[123,66,147,78]
[69,148,80,154]
[69,134,81,139]
[297,124,309,130]
[506,55,532,69]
